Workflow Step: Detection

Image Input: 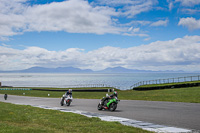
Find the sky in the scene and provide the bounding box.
[0,0,200,72]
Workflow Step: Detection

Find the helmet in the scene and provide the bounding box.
[114,91,117,97]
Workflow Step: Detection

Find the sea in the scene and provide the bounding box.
[0,73,200,90]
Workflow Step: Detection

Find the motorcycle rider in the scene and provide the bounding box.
[60,89,73,106]
[4,94,7,100]
[65,89,72,98]
[101,91,118,109]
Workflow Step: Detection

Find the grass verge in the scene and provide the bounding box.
[1,86,200,103]
[0,102,151,133]
[119,87,200,103]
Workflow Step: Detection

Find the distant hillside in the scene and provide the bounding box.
[0,66,185,73]
[97,67,153,73]
[0,67,93,73]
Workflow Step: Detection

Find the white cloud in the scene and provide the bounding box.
[1,35,200,71]
[123,20,151,26]
[0,0,123,39]
[175,0,200,7]
[96,0,143,6]
[123,19,169,37]
[124,27,144,36]
[128,27,133,31]
[178,17,200,30]
[124,26,150,37]
[150,19,169,27]
[122,0,157,18]
[133,27,140,32]
[123,32,148,37]
[0,0,161,40]
[96,0,158,18]
[167,0,200,14]
[24,0,120,34]
[180,9,200,14]
[1,43,10,47]
[168,2,173,11]
[144,37,151,41]
[0,0,27,38]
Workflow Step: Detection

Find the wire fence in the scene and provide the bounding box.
[131,75,200,89]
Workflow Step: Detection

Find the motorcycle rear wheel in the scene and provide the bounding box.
[60,101,64,106]
[97,103,103,110]
[67,102,71,106]
[60,98,64,106]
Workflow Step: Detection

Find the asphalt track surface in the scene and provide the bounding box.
[0,94,200,131]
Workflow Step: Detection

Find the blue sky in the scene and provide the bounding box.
[0,0,200,71]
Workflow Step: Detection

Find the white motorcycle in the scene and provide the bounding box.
[60,94,73,106]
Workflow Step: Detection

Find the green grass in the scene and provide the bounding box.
[0,102,151,133]
[118,87,200,103]
[1,86,200,103]
[0,87,114,99]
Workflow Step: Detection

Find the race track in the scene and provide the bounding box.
[0,94,200,132]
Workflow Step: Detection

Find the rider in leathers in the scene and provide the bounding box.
[101,91,118,109]
[61,89,72,103]
[65,89,72,98]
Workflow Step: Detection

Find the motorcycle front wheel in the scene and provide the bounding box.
[109,103,117,111]
[67,101,71,106]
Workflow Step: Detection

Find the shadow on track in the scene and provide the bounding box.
[97,110,123,112]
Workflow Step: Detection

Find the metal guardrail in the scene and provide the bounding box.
[0,88,31,90]
[0,88,114,92]
[131,75,200,89]
[32,88,114,92]
[59,84,113,88]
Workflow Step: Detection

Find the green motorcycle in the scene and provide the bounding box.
[97,96,120,111]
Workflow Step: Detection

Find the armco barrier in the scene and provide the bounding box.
[0,88,31,90]
[0,88,114,92]
[133,82,200,91]
[32,89,114,92]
